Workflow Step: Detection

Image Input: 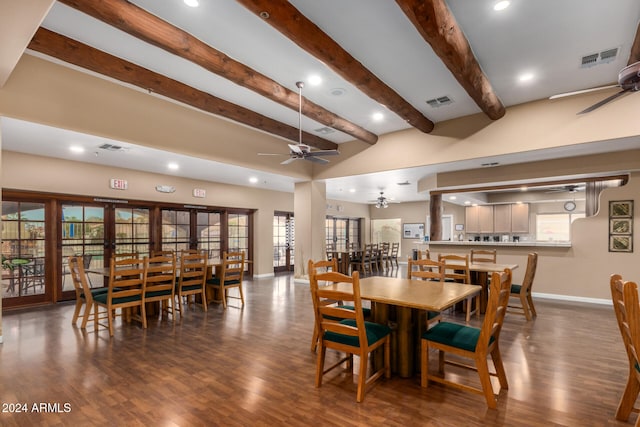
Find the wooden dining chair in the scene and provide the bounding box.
[350,244,375,275]
[175,252,208,317]
[438,254,479,322]
[93,256,146,336]
[408,258,445,328]
[206,251,245,309]
[611,274,640,425]
[143,252,177,322]
[151,249,174,257]
[69,255,109,329]
[309,264,391,403]
[309,258,339,351]
[421,268,512,409]
[379,242,391,270]
[471,249,497,263]
[390,242,400,268]
[507,252,538,320]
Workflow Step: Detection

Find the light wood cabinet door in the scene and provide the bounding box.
[511,203,530,233]
[493,204,512,233]
[465,206,480,233]
[478,206,494,233]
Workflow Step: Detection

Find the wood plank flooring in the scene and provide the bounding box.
[0,270,635,426]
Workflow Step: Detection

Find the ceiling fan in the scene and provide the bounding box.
[368,192,399,208]
[258,81,339,165]
[545,184,585,193]
[550,61,640,114]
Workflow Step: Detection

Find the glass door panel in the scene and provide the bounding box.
[161,209,191,253]
[273,213,293,272]
[114,207,150,257]
[197,211,221,259]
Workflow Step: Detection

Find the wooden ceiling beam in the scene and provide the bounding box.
[395,0,505,120]
[57,0,377,145]
[628,21,640,65]
[28,28,338,150]
[236,0,435,134]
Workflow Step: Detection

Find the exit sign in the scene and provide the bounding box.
[110,178,128,190]
[193,188,206,198]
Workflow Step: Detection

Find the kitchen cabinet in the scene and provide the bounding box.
[511,203,530,233]
[466,205,494,233]
[493,204,512,233]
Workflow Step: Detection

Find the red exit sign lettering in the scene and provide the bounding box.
[110,179,128,190]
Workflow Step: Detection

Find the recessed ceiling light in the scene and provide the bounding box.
[69,146,84,154]
[520,186,528,191]
[519,72,534,82]
[308,75,322,86]
[329,88,346,97]
[349,188,356,193]
[464,201,471,205]
[184,0,199,7]
[249,177,259,184]
[493,1,510,11]
[372,112,384,121]
[168,162,179,170]
[449,196,457,200]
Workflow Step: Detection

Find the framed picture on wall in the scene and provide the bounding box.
[610,235,633,252]
[403,223,424,239]
[608,200,634,253]
[610,218,633,234]
[610,200,633,218]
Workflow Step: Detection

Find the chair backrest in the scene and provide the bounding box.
[620,279,640,382]
[143,253,176,297]
[408,258,444,282]
[420,249,431,260]
[390,242,400,257]
[151,249,174,257]
[309,262,367,349]
[363,243,375,259]
[438,254,471,284]
[82,254,93,269]
[113,252,139,261]
[471,249,497,263]
[476,268,512,351]
[380,242,390,257]
[220,251,245,284]
[108,256,144,301]
[177,252,207,290]
[519,253,538,294]
[69,256,91,300]
[310,258,338,273]
[611,274,639,371]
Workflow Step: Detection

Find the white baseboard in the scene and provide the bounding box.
[533,292,611,306]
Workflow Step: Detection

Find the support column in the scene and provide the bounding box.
[429,193,442,241]
[294,181,326,279]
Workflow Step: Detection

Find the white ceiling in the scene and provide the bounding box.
[3,0,640,204]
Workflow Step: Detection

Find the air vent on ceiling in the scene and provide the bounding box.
[426,95,453,108]
[314,127,335,135]
[580,47,619,68]
[98,143,128,152]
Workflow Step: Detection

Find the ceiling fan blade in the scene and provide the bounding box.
[549,84,619,100]
[258,152,287,156]
[280,157,298,165]
[304,156,330,164]
[577,89,629,114]
[306,149,340,157]
[288,144,303,154]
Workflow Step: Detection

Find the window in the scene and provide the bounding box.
[115,207,150,257]
[197,211,221,259]
[326,217,361,250]
[536,213,585,241]
[228,213,249,255]
[161,209,191,253]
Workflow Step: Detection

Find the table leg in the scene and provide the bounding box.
[396,306,414,378]
[473,271,489,314]
[372,302,389,372]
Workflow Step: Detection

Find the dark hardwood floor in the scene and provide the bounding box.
[0,269,634,426]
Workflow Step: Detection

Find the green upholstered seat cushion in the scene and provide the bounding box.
[444,278,457,282]
[206,278,240,286]
[93,293,141,305]
[511,283,522,294]
[178,284,203,292]
[145,289,172,298]
[423,321,493,352]
[80,287,116,299]
[324,319,390,347]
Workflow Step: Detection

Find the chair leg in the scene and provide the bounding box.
[238,284,245,306]
[81,302,93,329]
[421,339,429,387]
[356,351,368,402]
[491,346,509,390]
[310,325,319,352]
[94,304,100,333]
[616,368,640,421]
[527,293,537,317]
[475,355,498,409]
[315,345,326,387]
[221,286,228,309]
[72,299,83,325]
[519,293,532,320]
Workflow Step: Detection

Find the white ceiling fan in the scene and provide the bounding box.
[258,81,339,165]
[544,184,585,193]
[550,61,640,114]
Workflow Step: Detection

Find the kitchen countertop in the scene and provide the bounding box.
[428,240,572,248]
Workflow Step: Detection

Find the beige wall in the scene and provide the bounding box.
[1,151,294,276]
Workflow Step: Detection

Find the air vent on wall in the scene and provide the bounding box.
[98,143,128,152]
[314,127,335,135]
[580,47,619,68]
[426,95,453,108]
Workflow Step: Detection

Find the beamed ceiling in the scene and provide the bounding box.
[2,0,640,203]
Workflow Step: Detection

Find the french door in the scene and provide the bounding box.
[273,212,294,272]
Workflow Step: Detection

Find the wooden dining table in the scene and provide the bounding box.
[448,261,518,313]
[324,276,481,378]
